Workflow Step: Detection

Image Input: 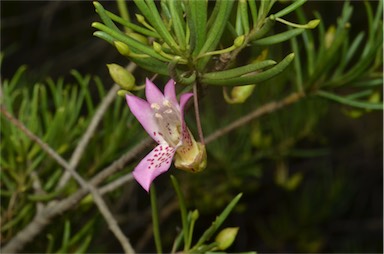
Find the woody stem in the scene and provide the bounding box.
[193,82,205,145]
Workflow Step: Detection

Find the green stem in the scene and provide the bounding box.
[170,175,189,252]
[150,185,162,254]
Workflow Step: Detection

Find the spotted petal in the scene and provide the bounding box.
[126,94,165,144]
[179,93,193,123]
[132,144,176,192]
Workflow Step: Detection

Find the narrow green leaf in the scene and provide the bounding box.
[94,76,107,99]
[345,90,373,100]
[44,168,62,191]
[198,0,235,70]
[171,230,184,253]
[133,0,179,53]
[27,188,66,202]
[192,193,243,248]
[130,56,169,76]
[235,2,244,35]
[351,78,382,88]
[168,0,186,50]
[92,22,169,62]
[274,0,307,18]
[46,235,55,254]
[248,17,275,41]
[289,33,303,92]
[72,235,92,254]
[106,10,160,38]
[202,53,294,86]
[345,31,364,63]
[247,0,258,26]
[253,28,304,45]
[170,175,189,252]
[239,0,250,34]
[9,65,27,91]
[1,203,33,232]
[317,90,383,110]
[93,1,120,32]
[160,0,171,20]
[325,31,380,88]
[93,31,115,45]
[202,0,234,53]
[116,0,130,23]
[309,26,348,86]
[202,60,276,80]
[56,218,95,253]
[60,220,71,253]
[206,1,221,29]
[188,0,207,55]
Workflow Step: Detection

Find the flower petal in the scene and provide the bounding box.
[126,94,165,144]
[132,144,176,192]
[179,93,193,121]
[164,79,178,106]
[145,78,165,105]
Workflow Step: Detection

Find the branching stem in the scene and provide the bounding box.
[1,89,304,253]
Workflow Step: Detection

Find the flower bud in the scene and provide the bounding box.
[153,41,162,53]
[117,89,130,97]
[234,35,245,47]
[191,209,199,220]
[215,227,239,250]
[225,85,256,104]
[114,41,130,56]
[107,64,136,90]
[307,19,320,29]
[135,14,145,23]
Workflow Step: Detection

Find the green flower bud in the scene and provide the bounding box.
[114,41,130,56]
[191,209,199,220]
[135,14,145,23]
[215,227,239,250]
[107,64,136,90]
[153,41,162,53]
[117,89,130,97]
[307,19,320,29]
[225,85,256,104]
[234,35,245,47]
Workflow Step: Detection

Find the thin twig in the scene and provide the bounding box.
[99,173,134,195]
[205,92,305,144]
[57,62,137,190]
[0,106,69,170]
[0,107,135,254]
[193,82,205,144]
[1,92,304,253]
[1,137,153,253]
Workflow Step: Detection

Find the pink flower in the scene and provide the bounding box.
[126,79,205,192]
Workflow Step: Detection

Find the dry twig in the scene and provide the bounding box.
[0,106,136,254]
[57,62,137,189]
[1,90,304,253]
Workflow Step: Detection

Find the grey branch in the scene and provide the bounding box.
[56,62,137,189]
[1,89,303,253]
